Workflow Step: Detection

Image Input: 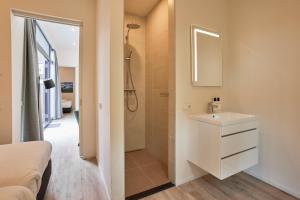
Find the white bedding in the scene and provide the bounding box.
[62,99,72,108]
[0,186,35,200]
[0,141,52,196]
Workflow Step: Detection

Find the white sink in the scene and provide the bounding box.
[190,112,256,126]
[188,111,258,179]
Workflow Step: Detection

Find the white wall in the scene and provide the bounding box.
[228,0,300,197]
[1,0,96,158]
[109,0,125,196]
[174,0,230,185]
[124,14,146,152]
[96,0,124,199]
[174,0,300,198]
[11,16,24,143]
[96,0,111,197]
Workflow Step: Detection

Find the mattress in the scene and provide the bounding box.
[0,141,52,196]
[62,99,72,108]
[0,186,35,200]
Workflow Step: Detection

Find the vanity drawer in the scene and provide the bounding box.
[221,148,258,179]
[222,121,257,136]
[221,129,258,157]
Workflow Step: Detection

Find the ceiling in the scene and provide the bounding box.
[125,0,161,17]
[37,20,80,68]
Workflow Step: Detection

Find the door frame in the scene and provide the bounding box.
[11,9,84,157]
[123,0,176,188]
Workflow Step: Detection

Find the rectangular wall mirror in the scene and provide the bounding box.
[191,25,222,86]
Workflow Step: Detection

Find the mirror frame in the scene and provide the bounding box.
[191,24,223,87]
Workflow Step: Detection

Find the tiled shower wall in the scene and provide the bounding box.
[124,0,174,182]
[124,14,146,152]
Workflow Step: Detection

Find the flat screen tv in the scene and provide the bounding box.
[61,82,73,93]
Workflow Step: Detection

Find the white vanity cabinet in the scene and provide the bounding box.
[188,112,258,180]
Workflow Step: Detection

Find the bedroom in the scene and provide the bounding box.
[2,12,94,200]
[11,14,81,143]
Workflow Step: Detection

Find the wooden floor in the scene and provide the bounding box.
[144,172,298,200]
[43,114,107,200]
[42,114,298,200]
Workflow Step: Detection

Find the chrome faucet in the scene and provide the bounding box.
[208,97,221,113]
[208,102,218,113]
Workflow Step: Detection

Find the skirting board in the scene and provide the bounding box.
[245,169,300,199]
[175,172,207,186]
[99,167,111,200]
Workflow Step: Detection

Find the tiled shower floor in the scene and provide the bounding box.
[125,149,169,197]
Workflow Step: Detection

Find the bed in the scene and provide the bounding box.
[0,141,52,200]
[0,186,35,200]
[62,99,72,113]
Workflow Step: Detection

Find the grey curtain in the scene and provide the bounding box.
[54,51,63,119]
[21,18,44,141]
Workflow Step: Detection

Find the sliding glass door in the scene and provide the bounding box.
[38,51,51,127]
[36,22,52,128]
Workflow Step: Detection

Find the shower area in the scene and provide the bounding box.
[124,0,171,198]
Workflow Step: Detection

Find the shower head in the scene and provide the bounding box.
[125,23,140,43]
[127,23,140,29]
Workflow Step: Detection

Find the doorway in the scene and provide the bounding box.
[11,10,82,153]
[36,19,81,147]
[124,0,174,198]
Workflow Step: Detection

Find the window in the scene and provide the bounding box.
[35,21,52,127]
